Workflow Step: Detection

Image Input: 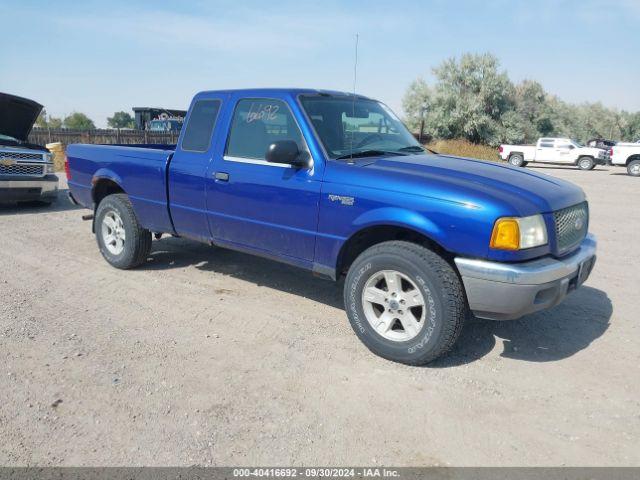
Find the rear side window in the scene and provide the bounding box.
[225,98,305,160]
[181,99,221,152]
[539,142,554,148]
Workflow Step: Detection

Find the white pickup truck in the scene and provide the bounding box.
[499,138,608,170]
[609,143,640,176]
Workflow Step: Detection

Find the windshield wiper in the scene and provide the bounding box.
[335,150,407,160]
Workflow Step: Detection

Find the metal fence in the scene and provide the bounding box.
[28,128,179,146]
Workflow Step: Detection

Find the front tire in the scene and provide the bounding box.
[508,154,525,167]
[578,156,595,170]
[344,241,467,365]
[95,194,152,269]
[627,159,640,177]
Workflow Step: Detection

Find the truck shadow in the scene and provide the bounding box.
[0,189,82,216]
[430,286,612,367]
[144,237,344,308]
[144,237,611,366]
[526,165,610,172]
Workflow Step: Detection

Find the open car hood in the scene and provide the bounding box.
[0,92,43,142]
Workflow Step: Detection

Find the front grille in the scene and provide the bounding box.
[0,151,45,161]
[554,202,588,254]
[0,164,45,176]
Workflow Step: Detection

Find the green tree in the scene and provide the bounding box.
[409,53,515,145]
[63,112,96,130]
[620,111,640,141]
[49,116,63,129]
[107,111,135,129]
[35,109,63,129]
[403,52,640,147]
[434,53,514,144]
[513,80,554,141]
[35,109,48,128]
[401,78,432,132]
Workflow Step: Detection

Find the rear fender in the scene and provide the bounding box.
[91,169,125,233]
[92,168,124,202]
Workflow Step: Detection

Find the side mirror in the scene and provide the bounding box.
[266,140,308,167]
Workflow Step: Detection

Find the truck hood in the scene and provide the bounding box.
[0,93,43,142]
[357,153,585,215]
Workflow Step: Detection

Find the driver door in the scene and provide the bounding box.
[555,140,575,164]
[536,140,557,163]
[205,94,322,262]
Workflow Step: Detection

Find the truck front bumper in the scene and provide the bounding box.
[0,175,59,203]
[454,234,597,320]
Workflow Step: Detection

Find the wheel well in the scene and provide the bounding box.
[336,225,450,277]
[509,152,523,158]
[626,155,640,165]
[92,178,124,207]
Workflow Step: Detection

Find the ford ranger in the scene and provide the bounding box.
[66,89,597,365]
[0,93,58,204]
[499,137,608,170]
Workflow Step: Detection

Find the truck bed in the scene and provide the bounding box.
[67,144,175,233]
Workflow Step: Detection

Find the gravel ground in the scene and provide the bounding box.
[0,165,638,466]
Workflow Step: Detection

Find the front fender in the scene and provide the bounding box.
[351,207,444,243]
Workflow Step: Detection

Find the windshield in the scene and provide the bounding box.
[571,140,583,148]
[300,95,422,159]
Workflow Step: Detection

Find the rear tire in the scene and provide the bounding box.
[578,156,595,170]
[95,193,152,269]
[508,154,525,167]
[627,159,640,177]
[344,241,467,365]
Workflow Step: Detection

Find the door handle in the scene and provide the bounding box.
[214,172,229,182]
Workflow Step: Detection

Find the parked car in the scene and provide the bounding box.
[499,137,608,170]
[66,89,596,365]
[609,144,640,176]
[0,93,58,204]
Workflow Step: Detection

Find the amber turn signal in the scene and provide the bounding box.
[490,218,520,250]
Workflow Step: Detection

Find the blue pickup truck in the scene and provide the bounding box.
[67,88,596,365]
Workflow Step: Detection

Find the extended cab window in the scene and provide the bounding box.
[226,98,305,160]
[181,99,221,152]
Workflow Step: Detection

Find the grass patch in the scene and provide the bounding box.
[426,139,501,162]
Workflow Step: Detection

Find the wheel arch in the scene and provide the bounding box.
[625,154,640,166]
[335,223,451,278]
[92,172,125,207]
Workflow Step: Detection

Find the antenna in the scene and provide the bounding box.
[353,33,359,98]
[349,33,359,164]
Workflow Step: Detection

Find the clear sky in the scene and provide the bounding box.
[3,0,639,127]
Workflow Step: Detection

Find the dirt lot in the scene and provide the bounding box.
[1,165,638,466]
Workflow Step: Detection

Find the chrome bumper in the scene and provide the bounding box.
[455,234,597,320]
[0,175,59,201]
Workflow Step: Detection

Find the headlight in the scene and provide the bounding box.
[490,214,548,250]
[45,163,55,174]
